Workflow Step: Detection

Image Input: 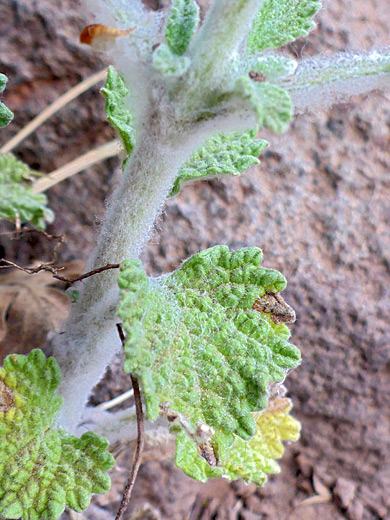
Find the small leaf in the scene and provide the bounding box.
[247,0,321,54]
[176,397,300,485]
[0,349,115,520]
[0,74,14,128]
[153,43,191,77]
[101,66,135,169]
[252,54,297,82]
[238,78,293,134]
[0,153,54,229]
[166,0,200,56]
[171,128,267,196]
[118,246,300,446]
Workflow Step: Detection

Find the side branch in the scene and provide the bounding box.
[0,258,120,284]
[115,324,145,520]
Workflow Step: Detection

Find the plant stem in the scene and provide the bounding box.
[188,0,263,90]
[33,139,121,193]
[53,115,197,432]
[96,389,134,411]
[115,373,144,520]
[1,69,107,154]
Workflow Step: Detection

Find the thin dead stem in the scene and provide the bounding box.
[115,324,145,520]
[1,69,108,154]
[0,256,120,284]
[33,139,122,193]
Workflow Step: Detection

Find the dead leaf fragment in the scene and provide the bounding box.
[0,261,83,362]
[297,473,332,507]
[80,24,136,51]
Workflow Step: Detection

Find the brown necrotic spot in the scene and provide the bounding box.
[0,378,14,411]
[198,441,218,466]
[253,291,296,324]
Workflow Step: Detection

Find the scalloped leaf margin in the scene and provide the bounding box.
[0,152,54,229]
[247,0,322,54]
[118,246,301,478]
[175,397,300,485]
[0,349,115,520]
[0,73,13,128]
[170,128,267,196]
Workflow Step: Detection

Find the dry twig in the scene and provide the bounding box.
[115,324,145,520]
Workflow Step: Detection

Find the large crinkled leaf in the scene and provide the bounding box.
[0,153,54,229]
[0,349,115,520]
[101,66,135,169]
[247,0,321,54]
[165,0,199,56]
[118,246,300,448]
[238,78,293,134]
[0,73,13,128]
[175,397,300,485]
[170,128,267,196]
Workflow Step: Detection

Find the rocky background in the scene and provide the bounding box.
[1,0,390,519]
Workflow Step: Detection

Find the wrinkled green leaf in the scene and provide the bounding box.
[153,43,191,77]
[0,73,13,128]
[238,78,293,134]
[176,397,300,485]
[0,153,54,229]
[247,0,321,54]
[171,128,267,196]
[0,349,115,520]
[166,0,200,56]
[101,66,135,169]
[118,246,300,446]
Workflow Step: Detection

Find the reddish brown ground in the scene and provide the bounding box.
[1,1,390,519]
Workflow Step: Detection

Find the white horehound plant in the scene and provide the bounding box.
[1,1,390,519]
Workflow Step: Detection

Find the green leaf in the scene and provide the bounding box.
[170,128,267,196]
[0,349,115,520]
[118,246,300,446]
[0,74,14,128]
[166,0,200,56]
[238,78,293,134]
[247,0,321,54]
[153,43,191,77]
[176,397,300,485]
[0,153,54,229]
[101,66,135,169]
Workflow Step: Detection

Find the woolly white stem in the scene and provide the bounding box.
[189,0,264,83]
[282,47,390,113]
[76,406,170,444]
[53,105,255,434]
[53,117,188,432]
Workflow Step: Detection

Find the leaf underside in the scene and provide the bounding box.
[171,128,267,196]
[247,0,322,53]
[0,153,54,229]
[101,66,135,169]
[0,350,115,520]
[118,246,301,483]
[239,79,293,134]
